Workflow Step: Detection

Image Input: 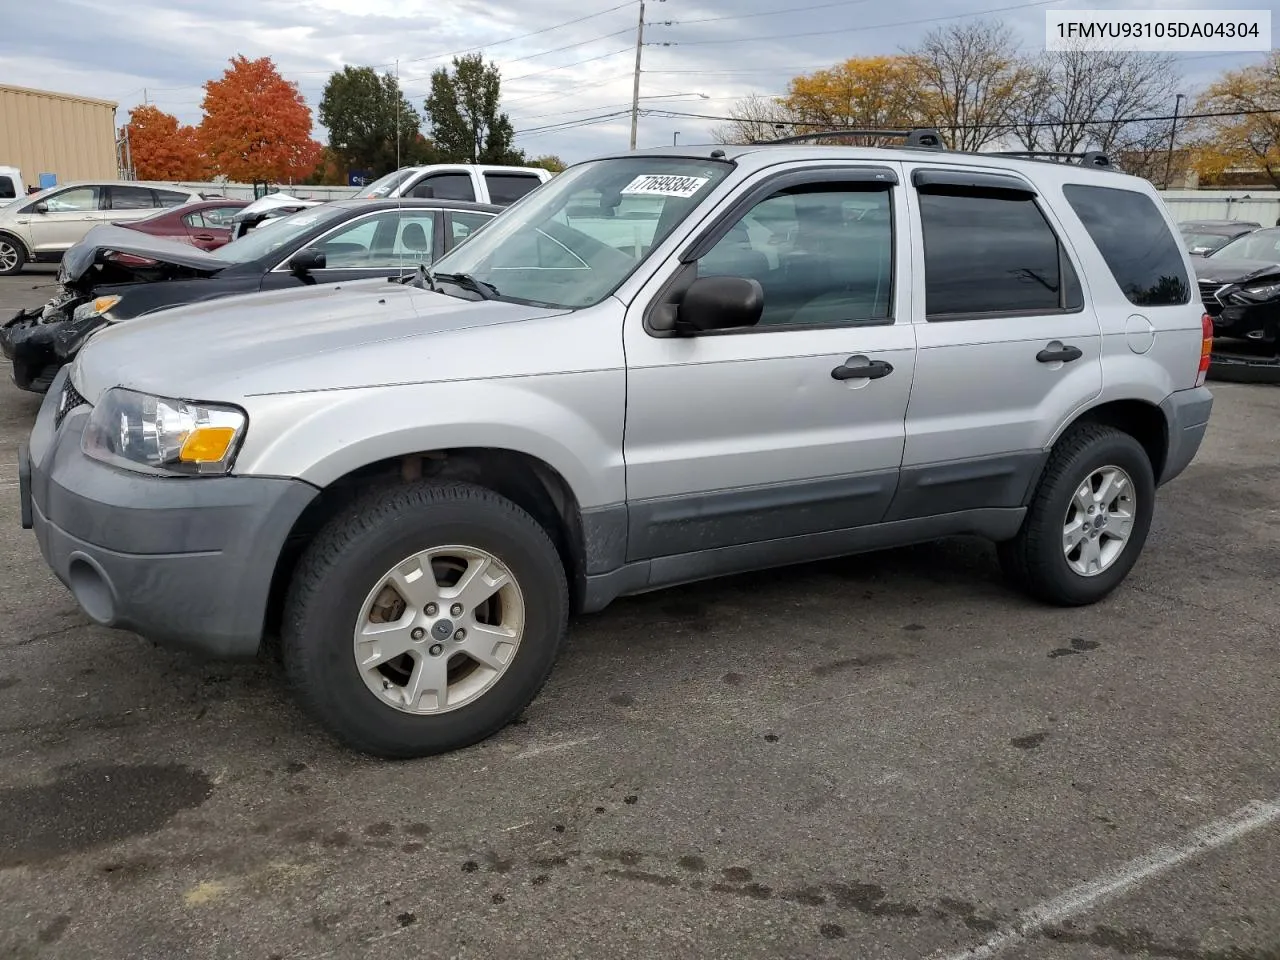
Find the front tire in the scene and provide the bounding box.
[0,236,25,276]
[282,481,568,759]
[998,424,1155,606]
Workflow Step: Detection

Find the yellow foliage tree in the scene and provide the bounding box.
[782,56,926,141]
[1190,51,1280,186]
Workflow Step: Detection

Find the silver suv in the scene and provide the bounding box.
[19,134,1215,758]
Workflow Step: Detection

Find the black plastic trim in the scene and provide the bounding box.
[882,451,1049,522]
[912,168,1037,196]
[580,503,629,575]
[626,469,899,562]
[579,507,1028,613]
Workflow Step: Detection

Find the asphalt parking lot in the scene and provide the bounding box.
[0,266,1277,960]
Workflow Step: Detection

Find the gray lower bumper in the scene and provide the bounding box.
[25,371,318,659]
[1158,385,1214,486]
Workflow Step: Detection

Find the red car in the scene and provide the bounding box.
[119,198,251,251]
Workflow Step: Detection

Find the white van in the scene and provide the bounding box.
[351,164,552,205]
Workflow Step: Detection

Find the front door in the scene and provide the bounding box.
[623,164,917,563]
[26,186,105,255]
[885,164,1104,522]
[260,208,443,291]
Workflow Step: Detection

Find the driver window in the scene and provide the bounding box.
[695,184,895,327]
[315,215,384,267]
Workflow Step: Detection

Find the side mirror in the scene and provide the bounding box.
[32,201,48,214]
[676,275,764,332]
[288,248,326,273]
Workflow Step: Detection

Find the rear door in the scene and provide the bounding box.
[26,185,106,254]
[887,164,1103,522]
[103,185,160,226]
[183,206,239,249]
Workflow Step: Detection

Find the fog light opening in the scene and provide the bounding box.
[67,556,116,624]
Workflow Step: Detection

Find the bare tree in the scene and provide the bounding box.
[905,20,1035,151]
[710,93,793,144]
[1012,46,1181,178]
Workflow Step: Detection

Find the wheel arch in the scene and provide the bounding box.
[263,446,595,648]
[1038,397,1170,497]
[0,230,31,260]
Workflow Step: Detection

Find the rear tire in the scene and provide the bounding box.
[0,236,25,276]
[998,424,1155,606]
[281,481,568,759]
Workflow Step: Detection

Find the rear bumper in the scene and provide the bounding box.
[1158,385,1213,486]
[24,368,319,658]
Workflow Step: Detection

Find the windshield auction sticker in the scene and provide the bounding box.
[621,175,710,198]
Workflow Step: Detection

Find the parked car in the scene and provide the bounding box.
[229,193,324,240]
[118,198,250,251]
[0,166,23,208]
[0,180,208,275]
[1178,219,1260,257]
[1193,225,1280,343]
[352,164,552,205]
[0,197,500,392]
[18,137,1213,758]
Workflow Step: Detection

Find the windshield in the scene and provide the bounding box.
[1211,228,1280,261]
[425,156,734,308]
[212,205,350,263]
[1183,232,1234,253]
[352,169,417,199]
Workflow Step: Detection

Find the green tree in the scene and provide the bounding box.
[423,54,518,163]
[319,66,422,177]
[528,154,566,173]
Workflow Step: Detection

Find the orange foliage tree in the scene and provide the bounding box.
[198,55,322,182]
[125,105,204,180]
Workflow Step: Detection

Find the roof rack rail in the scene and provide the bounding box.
[753,127,946,150]
[987,150,1112,168]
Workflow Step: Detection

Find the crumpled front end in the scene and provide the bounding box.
[0,285,108,393]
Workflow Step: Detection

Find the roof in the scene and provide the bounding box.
[587,136,1146,187]
[328,198,504,213]
[0,83,118,110]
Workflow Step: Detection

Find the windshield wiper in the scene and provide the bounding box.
[432,271,500,301]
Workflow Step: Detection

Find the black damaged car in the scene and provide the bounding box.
[1193,225,1280,344]
[0,197,500,392]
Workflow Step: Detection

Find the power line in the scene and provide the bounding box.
[649,0,1066,46]
[658,0,877,27]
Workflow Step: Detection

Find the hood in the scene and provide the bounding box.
[231,193,321,223]
[1193,257,1280,285]
[73,279,568,400]
[59,224,229,287]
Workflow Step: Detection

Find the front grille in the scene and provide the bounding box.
[53,378,87,429]
[1198,280,1227,315]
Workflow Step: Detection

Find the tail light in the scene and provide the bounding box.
[1196,312,1213,387]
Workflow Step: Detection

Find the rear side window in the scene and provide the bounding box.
[918,189,1082,318]
[110,186,157,209]
[0,176,15,200]
[1063,184,1190,307]
[155,189,192,208]
[410,173,475,201]
[484,173,542,204]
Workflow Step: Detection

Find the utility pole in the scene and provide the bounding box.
[629,0,646,150]
[1165,92,1186,188]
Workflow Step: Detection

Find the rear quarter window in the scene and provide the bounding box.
[1062,184,1190,307]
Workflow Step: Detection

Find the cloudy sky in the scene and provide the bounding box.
[3,0,1274,166]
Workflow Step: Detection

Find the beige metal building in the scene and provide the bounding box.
[0,84,119,190]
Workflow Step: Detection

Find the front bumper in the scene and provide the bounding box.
[21,368,319,658]
[2,306,67,393]
[1158,385,1214,487]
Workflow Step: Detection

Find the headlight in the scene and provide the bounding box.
[1241,282,1280,300]
[72,295,122,322]
[82,387,247,476]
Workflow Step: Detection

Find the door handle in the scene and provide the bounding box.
[192,234,216,241]
[1036,343,1083,364]
[832,356,893,381]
